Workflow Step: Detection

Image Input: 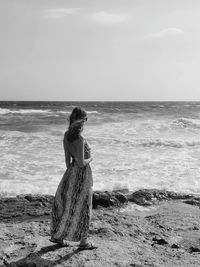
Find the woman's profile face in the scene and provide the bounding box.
[79,121,85,133]
[81,116,87,129]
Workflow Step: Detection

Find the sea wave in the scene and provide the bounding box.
[0,108,12,114]
[0,108,51,115]
[0,108,100,115]
[138,139,184,148]
[138,139,200,148]
[57,110,99,114]
[87,111,99,114]
[172,118,200,129]
[107,137,200,148]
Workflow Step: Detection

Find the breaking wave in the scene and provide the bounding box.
[172,118,200,129]
[0,108,51,115]
[110,138,200,148]
[0,108,100,115]
[137,139,200,148]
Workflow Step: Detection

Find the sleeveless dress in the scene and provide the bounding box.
[50,136,93,242]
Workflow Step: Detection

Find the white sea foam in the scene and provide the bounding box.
[172,118,200,129]
[0,108,51,114]
[87,111,99,114]
[120,204,157,214]
[0,107,100,118]
[0,108,11,114]
[55,110,99,114]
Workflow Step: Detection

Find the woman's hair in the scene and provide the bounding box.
[67,107,87,142]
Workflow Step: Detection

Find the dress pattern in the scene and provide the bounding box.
[50,140,93,242]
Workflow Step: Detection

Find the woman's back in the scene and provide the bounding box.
[64,131,82,158]
[64,131,91,167]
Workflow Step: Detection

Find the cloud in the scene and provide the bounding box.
[43,8,80,19]
[146,28,184,39]
[91,11,128,25]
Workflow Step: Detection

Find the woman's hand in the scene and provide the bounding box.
[83,156,93,166]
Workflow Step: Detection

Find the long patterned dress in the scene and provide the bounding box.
[50,136,93,242]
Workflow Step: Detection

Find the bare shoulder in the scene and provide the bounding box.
[64,131,68,140]
[63,131,69,144]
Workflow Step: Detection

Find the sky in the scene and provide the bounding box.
[1,0,200,101]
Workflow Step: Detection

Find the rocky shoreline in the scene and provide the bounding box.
[0,189,200,266]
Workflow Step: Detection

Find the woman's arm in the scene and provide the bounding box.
[75,138,93,167]
[64,146,71,168]
[63,135,71,168]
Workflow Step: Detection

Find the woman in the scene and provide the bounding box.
[50,107,96,250]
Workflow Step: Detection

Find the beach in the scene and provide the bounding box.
[1,101,200,266]
[1,189,200,266]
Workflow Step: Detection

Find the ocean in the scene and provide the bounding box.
[0,101,200,197]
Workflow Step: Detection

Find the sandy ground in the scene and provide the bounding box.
[1,199,200,267]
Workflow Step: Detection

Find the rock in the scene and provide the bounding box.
[189,247,200,253]
[17,263,28,267]
[127,189,193,206]
[112,192,128,204]
[152,237,168,245]
[27,262,37,267]
[171,244,179,249]
[92,191,128,208]
[112,188,129,194]
[129,264,143,267]
[8,263,18,267]
[184,199,200,207]
[0,192,127,221]
[20,194,54,206]
[92,191,116,208]
[0,194,55,221]
[0,190,194,221]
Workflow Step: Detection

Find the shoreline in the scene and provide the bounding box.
[1,189,200,266]
[0,188,196,222]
